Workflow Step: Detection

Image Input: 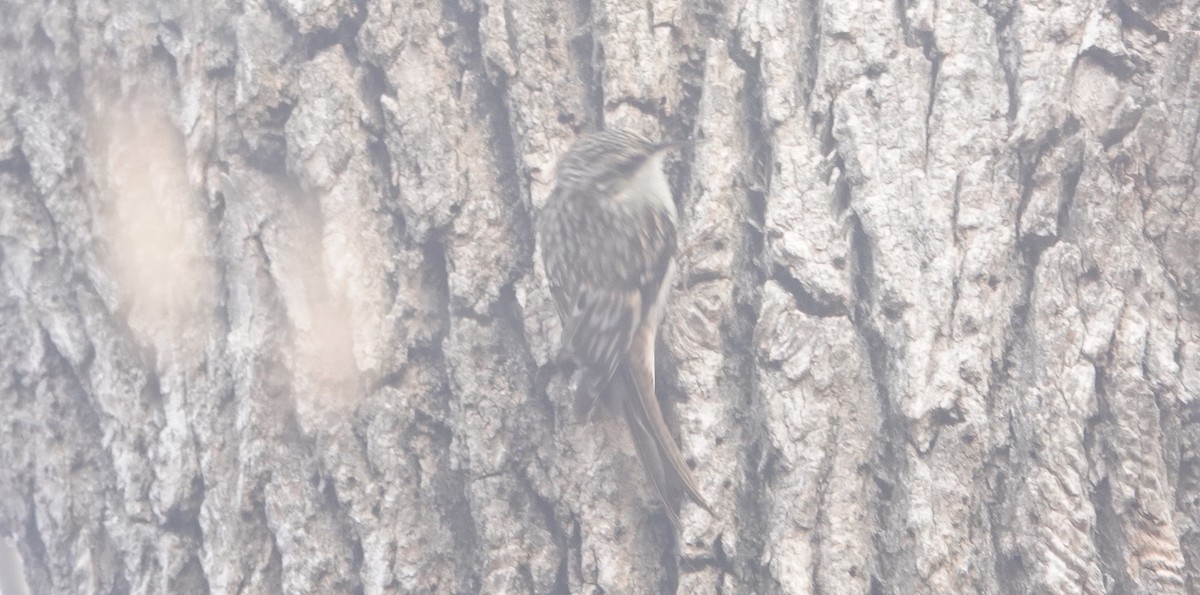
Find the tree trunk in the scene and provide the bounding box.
[2,0,1199,592]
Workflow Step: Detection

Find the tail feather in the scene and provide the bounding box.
[623,391,682,529]
[617,360,714,519]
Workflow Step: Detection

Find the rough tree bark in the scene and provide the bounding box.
[1,0,1199,593]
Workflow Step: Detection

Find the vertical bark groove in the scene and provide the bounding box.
[2,0,1199,593]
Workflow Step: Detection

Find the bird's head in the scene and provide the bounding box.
[555,130,683,200]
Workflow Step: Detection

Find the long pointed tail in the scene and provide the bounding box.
[616,360,713,526]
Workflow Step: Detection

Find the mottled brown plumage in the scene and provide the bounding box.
[538,129,711,528]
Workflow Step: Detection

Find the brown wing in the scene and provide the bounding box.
[561,282,642,409]
[541,191,670,408]
[542,203,641,402]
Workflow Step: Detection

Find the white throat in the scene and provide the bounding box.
[626,153,677,220]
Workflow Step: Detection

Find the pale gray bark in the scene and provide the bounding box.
[1,0,1198,593]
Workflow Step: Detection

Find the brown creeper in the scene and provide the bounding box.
[538,129,712,528]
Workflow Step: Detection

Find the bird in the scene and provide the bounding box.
[538,128,712,529]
